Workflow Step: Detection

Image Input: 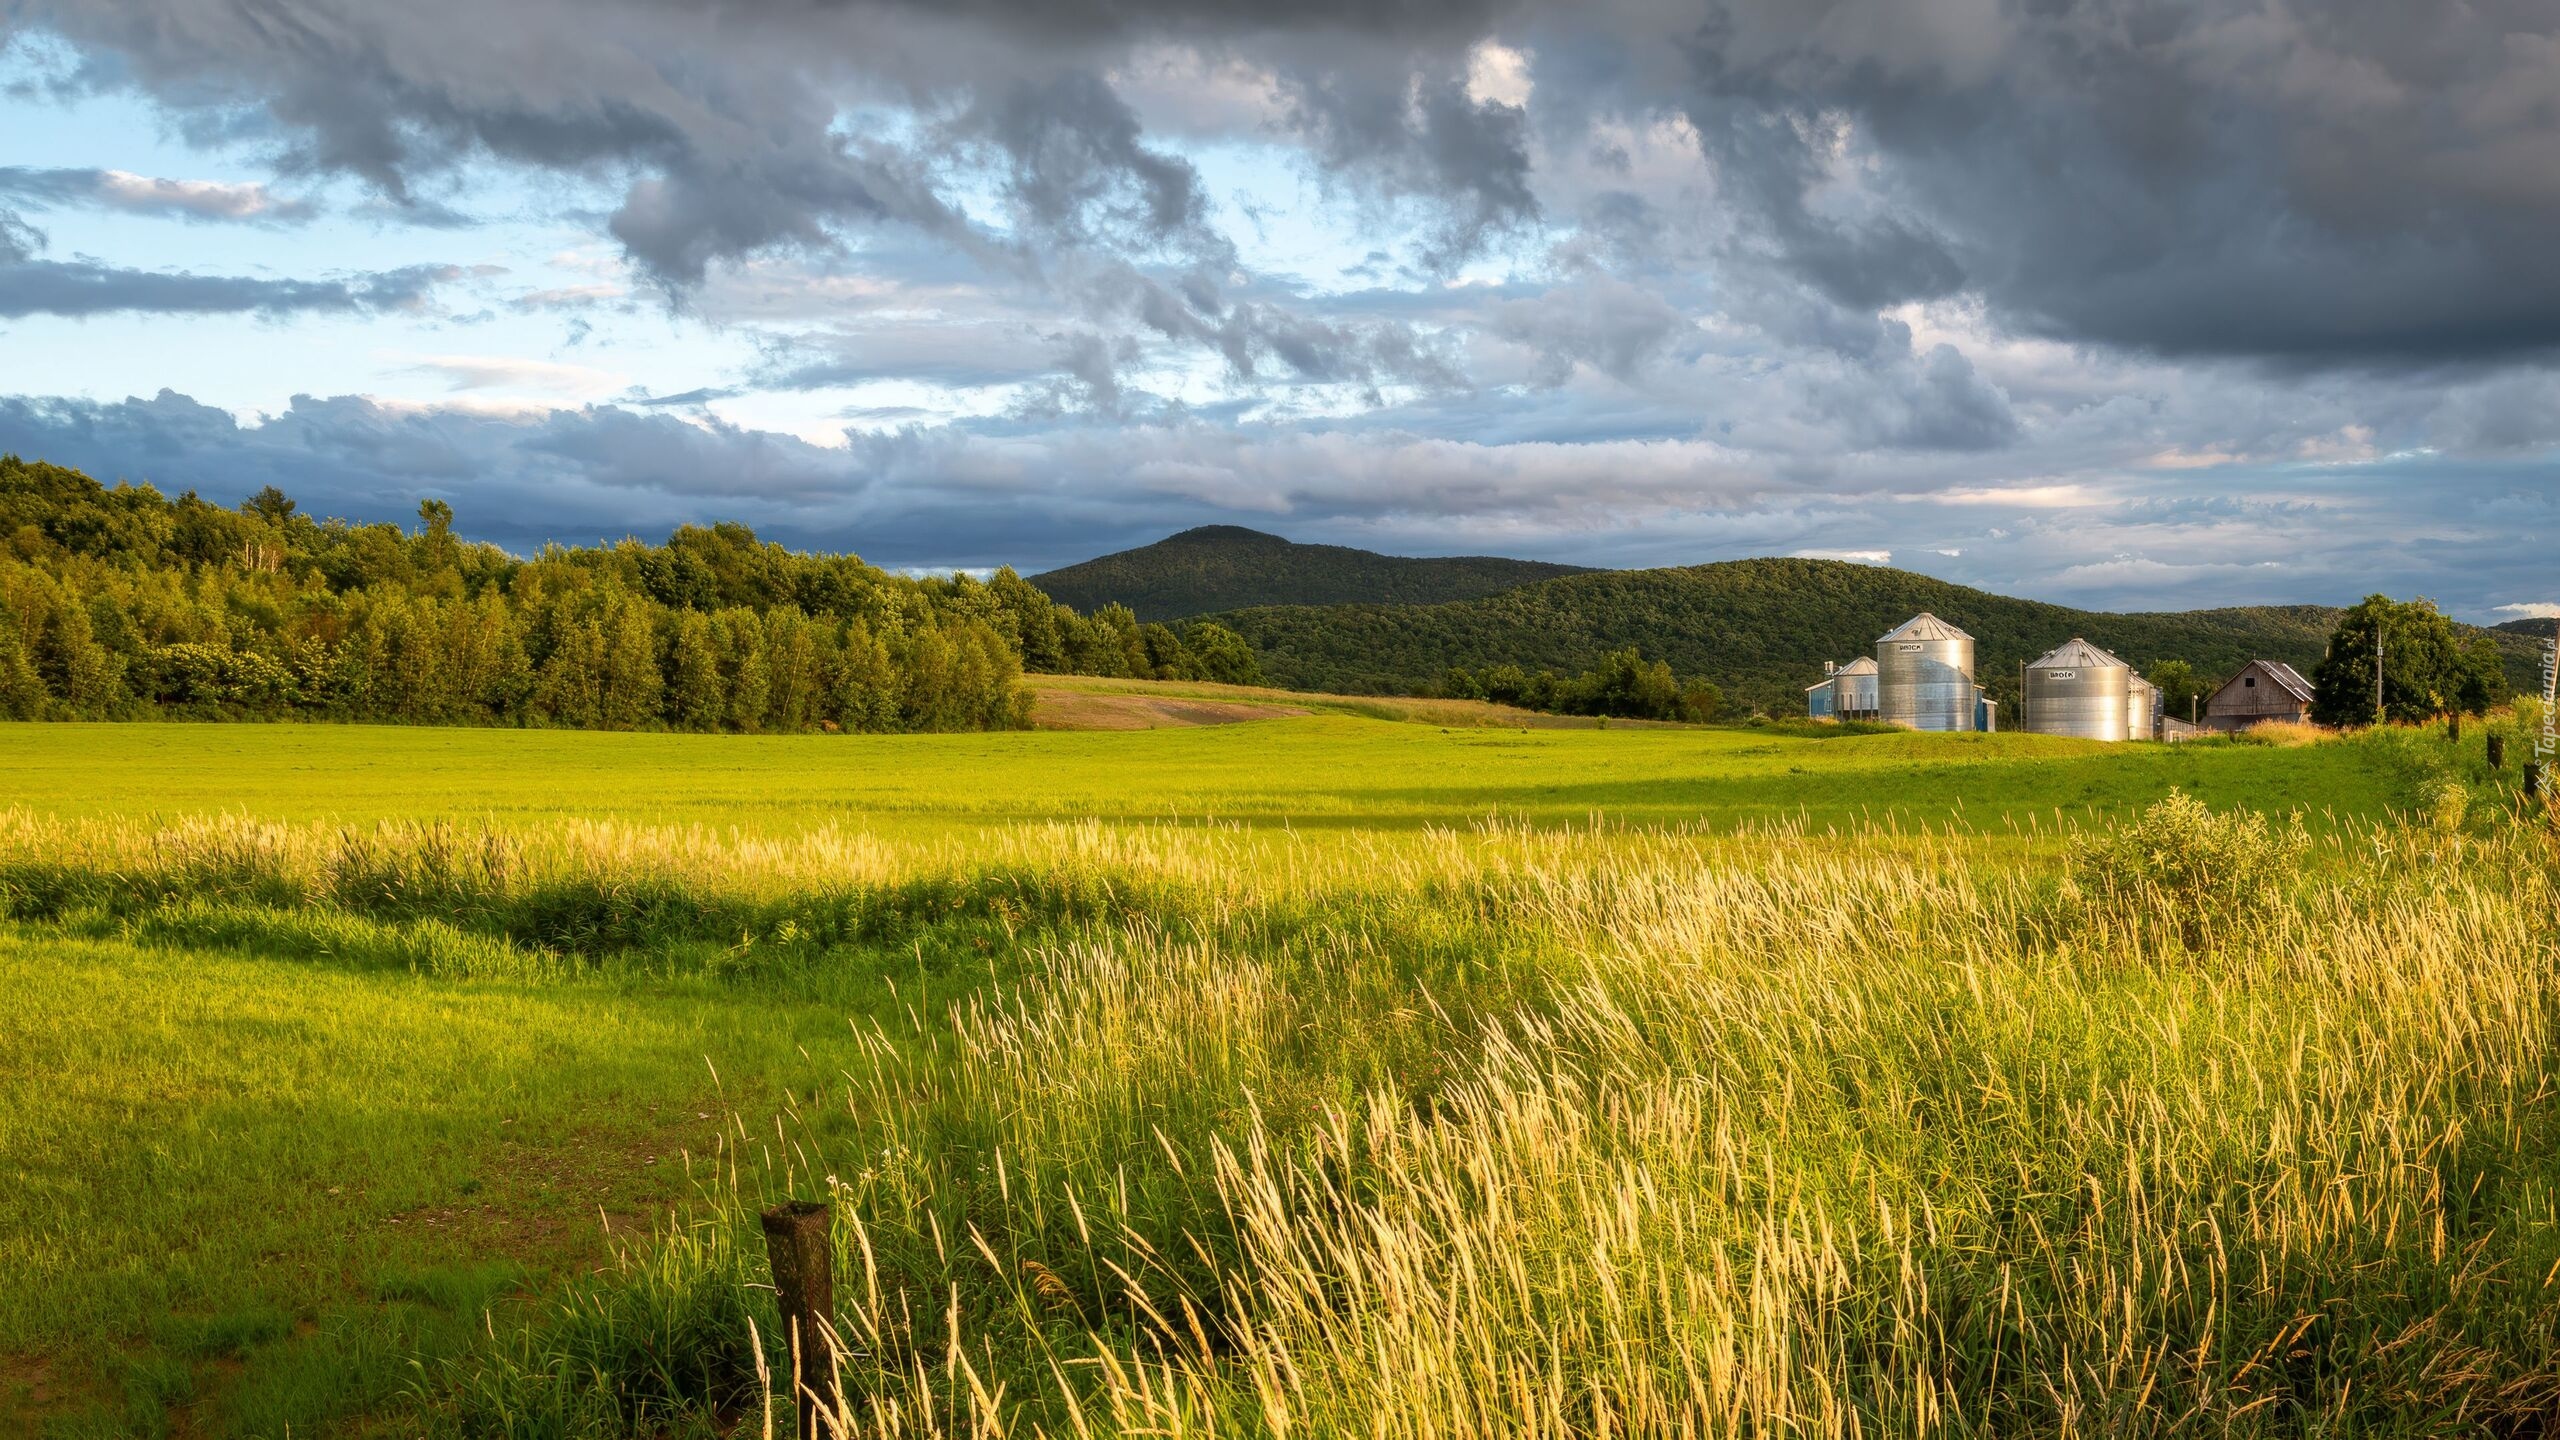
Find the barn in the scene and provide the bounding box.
[2202,660,2314,733]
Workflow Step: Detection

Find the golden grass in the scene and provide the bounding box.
[2234,718,2336,747]
[389,799,2560,1438]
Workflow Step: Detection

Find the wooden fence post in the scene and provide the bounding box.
[2527,761,2544,802]
[762,1200,836,1439]
[2487,733,2505,770]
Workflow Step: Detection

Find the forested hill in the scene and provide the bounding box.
[0,456,1258,732]
[1029,525,1594,621]
[1207,557,2549,716]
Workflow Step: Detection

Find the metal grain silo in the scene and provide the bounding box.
[2020,638,2132,741]
[1834,656,1879,718]
[1876,614,1976,731]
[2126,675,2156,741]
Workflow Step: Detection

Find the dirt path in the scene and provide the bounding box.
[1030,686,1311,730]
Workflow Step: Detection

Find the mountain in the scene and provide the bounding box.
[2493,616,2558,638]
[1203,557,2549,716]
[1029,526,1595,621]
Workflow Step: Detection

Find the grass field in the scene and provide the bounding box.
[2,704,2554,1438]
[0,710,2422,836]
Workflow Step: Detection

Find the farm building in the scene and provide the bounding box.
[1829,613,1996,732]
[2203,660,2314,732]
[2016,638,2157,742]
[1804,656,1879,720]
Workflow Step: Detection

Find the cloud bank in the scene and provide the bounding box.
[0,0,2554,617]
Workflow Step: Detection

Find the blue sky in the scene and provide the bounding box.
[0,4,2554,621]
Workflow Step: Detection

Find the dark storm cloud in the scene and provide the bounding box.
[1654,0,2560,361]
[1274,64,1540,269]
[25,0,2558,361]
[969,69,1219,257]
[10,0,975,287]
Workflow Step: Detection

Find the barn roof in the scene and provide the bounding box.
[2259,660,2314,702]
[2026,637,2129,671]
[2212,659,2316,705]
[1879,612,1971,643]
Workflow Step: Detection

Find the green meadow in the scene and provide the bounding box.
[2,716,2415,834]
[2,712,2554,1439]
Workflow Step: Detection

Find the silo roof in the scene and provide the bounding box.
[1879,612,1972,643]
[1834,656,1878,675]
[2027,637,2129,670]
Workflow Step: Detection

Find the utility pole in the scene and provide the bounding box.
[2373,619,2385,727]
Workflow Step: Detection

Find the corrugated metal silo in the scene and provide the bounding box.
[1835,656,1879,717]
[1876,614,1976,731]
[2126,675,2156,741]
[2020,638,2132,740]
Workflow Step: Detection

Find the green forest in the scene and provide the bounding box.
[1207,557,2548,716]
[1030,524,1591,620]
[0,457,1258,732]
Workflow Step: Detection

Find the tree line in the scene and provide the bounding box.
[1440,648,1724,722]
[0,457,1261,732]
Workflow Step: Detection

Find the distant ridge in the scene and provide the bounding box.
[1029,526,1595,621]
[1200,557,2550,715]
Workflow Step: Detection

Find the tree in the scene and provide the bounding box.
[2145,659,2209,724]
[531,614,607,727]
[598,593,663,729]
[243,485,297,526]
[2456,636,2508,716]
[716,609,770,731]
[2311,595,2468,726]
[1183,622,1262,686]
[0,623,43,718]
[827,620,902,732]
[1678,679,1723,723]
[33,596,124,716]
[662,609,725,731]
[1566,648,1684,720]
[417,498,460,575]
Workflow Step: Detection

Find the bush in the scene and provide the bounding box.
[2417,776,2471,834]
[2065,789,2307,946]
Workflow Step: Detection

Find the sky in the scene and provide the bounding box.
[0,0,2553,621]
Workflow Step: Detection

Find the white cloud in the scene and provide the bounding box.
[1931,483,2104,508]
[96,169,294,219]
[384,353,630,399]
[1466,42,1534,108]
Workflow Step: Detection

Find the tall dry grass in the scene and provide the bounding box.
[309,799,2560,1439]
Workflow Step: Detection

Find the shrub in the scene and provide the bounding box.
[2065,789,2307,945]
[2417,776,2471,834]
